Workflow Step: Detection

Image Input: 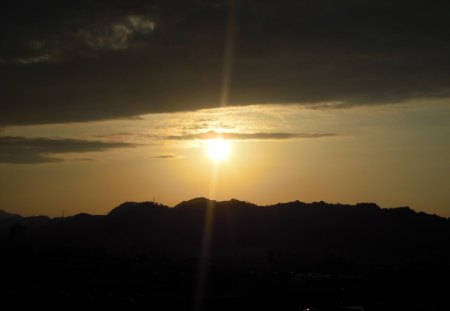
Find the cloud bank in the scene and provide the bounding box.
[1,0,450,125]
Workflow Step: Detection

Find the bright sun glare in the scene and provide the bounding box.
[206,139,230,162]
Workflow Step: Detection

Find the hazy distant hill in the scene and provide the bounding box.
[1,198,450,266]
[0,209,22,219]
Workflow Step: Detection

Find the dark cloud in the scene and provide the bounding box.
[0,136,133,164]
[1,0,450,125]
[165,131,336,141]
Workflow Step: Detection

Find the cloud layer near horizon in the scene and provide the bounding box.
[164,131,336,141]
[0,136,133,163]
[2,0,450,125]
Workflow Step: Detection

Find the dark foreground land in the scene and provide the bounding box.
[1,198,450,310]
[2,254,450,310]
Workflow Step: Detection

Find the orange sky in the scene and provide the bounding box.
[1,102,449,217]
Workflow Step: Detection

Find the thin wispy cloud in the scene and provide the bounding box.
[164,131,337,141]
[15,54,52,65]
[0,14,155,66]
[151,154,182,160]
[78,15,155,51]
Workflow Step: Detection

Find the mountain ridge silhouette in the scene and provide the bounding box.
[1,197,447,219]
[0,209,22,219]
[2,197,450,310]
[2,197,449,267]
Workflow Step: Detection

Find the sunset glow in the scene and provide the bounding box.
[1,1,450,220]
[2,1,450,308]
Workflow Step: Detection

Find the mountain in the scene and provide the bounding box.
[1,198,449,267]
[2,198,450,310]
[0,209,22,219]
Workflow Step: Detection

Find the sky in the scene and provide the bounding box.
[1,0,449,217]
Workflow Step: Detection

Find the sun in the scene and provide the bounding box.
[206,138,230,162]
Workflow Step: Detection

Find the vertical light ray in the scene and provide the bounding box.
[194,163,219,310]
[220,0,238,108]
[195,2,238,308]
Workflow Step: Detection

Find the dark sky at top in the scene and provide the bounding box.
[1,0,450,125]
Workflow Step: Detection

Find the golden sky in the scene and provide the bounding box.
[2,1,450,218]
[1,101,449,217]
